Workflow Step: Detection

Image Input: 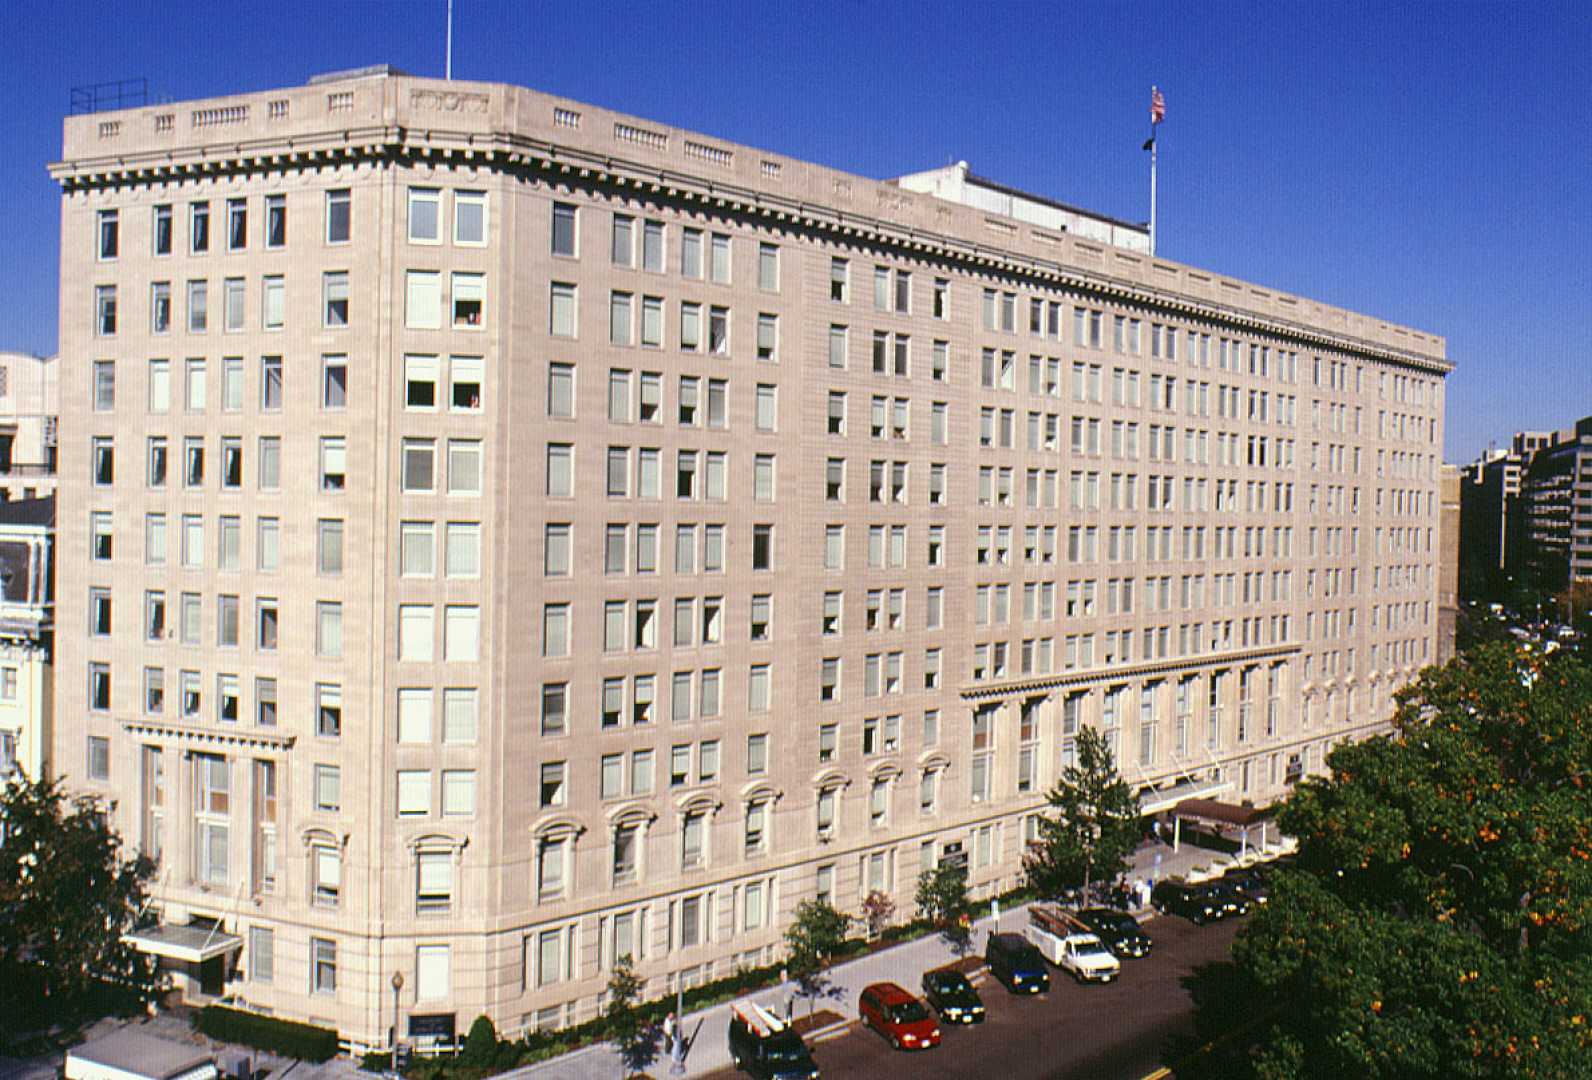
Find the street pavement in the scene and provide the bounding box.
[759,914,1243,1080]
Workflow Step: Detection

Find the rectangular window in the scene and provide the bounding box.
[313,764,340,813]
[406,270,442,329]
[227,198,248,250]
[224,277,245,331]
[550,283,577,337]
[398,769,431,816]
[92,359,115,411]
[551,202,576,256]
[320,437,347,492]
[262,275,284,329]
[190,201,210,253]
[260,355,282,411]
[325,189,351,243]
[186,280,207,332]
[153,204,172,255]
[409,187,441,242]
[323,271,349,327]
[452,272,484,327]
[258,436,281,489]
[454,190,486,244]
[317,602,343,659]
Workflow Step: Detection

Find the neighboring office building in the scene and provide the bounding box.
[1457,433,1545,598]
[0,351,59,503]
[1438,463,1460,662]
[0,496,54,782]
[51,70,1449,1047]
[1519,418,1592,591]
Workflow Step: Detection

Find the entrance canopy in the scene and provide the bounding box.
[122,922,241,964]
[1171,798,1272,829]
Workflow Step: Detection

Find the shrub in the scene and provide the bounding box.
[457,1014,499,1065]
[194,1004,338,1062]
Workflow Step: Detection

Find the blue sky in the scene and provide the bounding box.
[3,0,1587,463]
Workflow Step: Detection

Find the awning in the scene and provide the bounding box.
[1171,798,1273,828]
[1138,776,1234,816]
[122,922,241,964]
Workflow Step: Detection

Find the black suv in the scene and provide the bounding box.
[921,968,985,1023]
[985,932,1050,994]
[1151,880,1223,924]
[1075,907,1153,959]
[728,1013,819,1080]
[1199,879,1252,918]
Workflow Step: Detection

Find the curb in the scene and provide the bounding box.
[806,1019,857,1045]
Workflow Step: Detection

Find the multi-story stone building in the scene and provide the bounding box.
[0,351,59,503]
[51,68,1448,1048]
[0,496,53,782]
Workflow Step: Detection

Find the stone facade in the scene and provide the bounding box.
[52,70,1448,1047]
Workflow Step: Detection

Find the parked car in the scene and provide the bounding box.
[728,1002,820,1080]
[1221,867,1272,906]
[1024,905,1121,983]
[921,968,985,1024]
[1151,880,1223,924]
[1075,907,1154,958]
[858,982,941,1051]
[985,931,1051,994]
[1199,879,1252,917]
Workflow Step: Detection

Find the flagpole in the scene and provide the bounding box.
[445,0,454,80]
[1149,133,1157,257]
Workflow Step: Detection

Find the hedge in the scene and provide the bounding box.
[195,1004,339,1062]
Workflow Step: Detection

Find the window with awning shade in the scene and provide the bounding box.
[416,944,450,1000]
[406,270,442,329]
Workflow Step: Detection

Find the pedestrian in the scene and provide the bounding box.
[663,1010,677,1049]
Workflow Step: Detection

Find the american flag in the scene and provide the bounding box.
[1150,86,1166,125]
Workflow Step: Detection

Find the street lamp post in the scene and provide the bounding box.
[390,970,405,1068]
[669,972,686,1075]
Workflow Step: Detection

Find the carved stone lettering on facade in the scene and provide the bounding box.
[412,89,490,114]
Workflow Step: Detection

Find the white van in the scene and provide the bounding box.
[65,1031,219,1080]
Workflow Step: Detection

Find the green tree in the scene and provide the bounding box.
[1024,726,1140,901]
[604,954,650,1078]
[1227,644,1592,1079]
[915,862,972,950]
[784,897,849,1017]
[784,898,850,979]
[0,776,160,1031]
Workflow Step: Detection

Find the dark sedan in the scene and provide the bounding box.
[1151,880,1223,924]
[1075,907,1154,959]
[1221,866,1273,906]
[1198,880,1252,917]
[921,968,986,1024]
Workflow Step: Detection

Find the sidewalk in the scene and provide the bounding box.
[506,835,1248,1080]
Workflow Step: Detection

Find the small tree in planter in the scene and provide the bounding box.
[605,955,653,1078]
[785,899,851,1016]
[915,862,972,953]
[860,890,896,941]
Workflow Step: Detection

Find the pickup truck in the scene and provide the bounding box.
[1025,905,1122,983]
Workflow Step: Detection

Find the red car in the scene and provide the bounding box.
[858,982,941,1051]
